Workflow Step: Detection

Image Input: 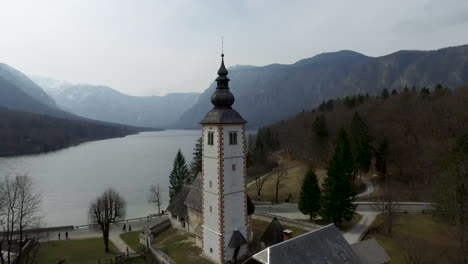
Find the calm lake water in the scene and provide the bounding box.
[0,130,200,227]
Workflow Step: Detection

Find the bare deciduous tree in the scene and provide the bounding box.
[274,168,288,204]
[374,174,399,234]
[148,184,162,216]
[255,176,267,196]
[0,174,41,264]
[89,188,126,252]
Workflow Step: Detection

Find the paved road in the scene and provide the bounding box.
[356,178,376,198]
[255,202,433,215]
[41,216,168,253]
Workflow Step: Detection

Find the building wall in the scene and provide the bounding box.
[187,207,202,235]
[168,212,186,230]
[202,125,222,263]
[222,124,249,261]
[201,124,248,263]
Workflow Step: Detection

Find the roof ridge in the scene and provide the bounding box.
[268,223,335,250]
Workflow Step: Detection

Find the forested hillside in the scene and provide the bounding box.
[250,85,468,200]
[0,107,145,156]
[174,44,468,129]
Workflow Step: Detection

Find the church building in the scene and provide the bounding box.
[167,53,253,264]
[200,53,250,263]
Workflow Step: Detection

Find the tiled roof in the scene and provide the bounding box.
[184,174,203,211]
[166,185,191,219]
[260,217,284,247]
[253,224,361,264]
[228,230,248,248]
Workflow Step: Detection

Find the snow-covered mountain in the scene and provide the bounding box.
[31,76,200,128]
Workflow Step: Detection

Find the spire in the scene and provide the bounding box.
[211,53,234,108]
[217,54,229,76]
[200,52,247,125]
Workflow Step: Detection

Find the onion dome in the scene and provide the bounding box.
[211,54,234,108]
[200,53,247,125]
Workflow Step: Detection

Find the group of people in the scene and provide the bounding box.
[121,224,132,232]
[56,223,132,241]
[57,231,69,240]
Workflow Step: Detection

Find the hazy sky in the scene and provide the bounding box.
[1,0,468,96]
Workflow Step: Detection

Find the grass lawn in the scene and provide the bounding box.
[152,220,308,263]
[153,228,212,264]
[120,231,144,252]
[248,160,327,203]
[250,218,309,255]
[367,213,460,264]
[36,238,119,264]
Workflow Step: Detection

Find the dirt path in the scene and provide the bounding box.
[110,233,136,254]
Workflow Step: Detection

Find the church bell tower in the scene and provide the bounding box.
[200,53,249,263]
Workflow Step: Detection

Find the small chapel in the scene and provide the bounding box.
[167,53,255,264]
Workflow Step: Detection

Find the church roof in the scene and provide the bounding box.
[166,185,191,219]
[253,224,362,264]
[184,174,203,211]
[200,108,247,124]
[260,217,285,247]
[228,230,248,248]
[247,195,256,215]
[200,54,247,125]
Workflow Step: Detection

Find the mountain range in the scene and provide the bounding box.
[31,76,200,128]
[0,63,72,118]
[173,44,468,129]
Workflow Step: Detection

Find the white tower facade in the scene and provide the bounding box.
[200,54,249,264]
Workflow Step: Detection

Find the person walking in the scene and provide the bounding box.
[122,224,126,232]
[65,231,69,239]
[58,232,61,240]
[128,224,132,232]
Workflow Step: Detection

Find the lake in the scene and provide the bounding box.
[0,130,200,227]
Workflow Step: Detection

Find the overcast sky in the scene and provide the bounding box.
[1,0,468,96]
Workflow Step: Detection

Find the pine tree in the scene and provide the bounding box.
[298,168,322,221]
[312,115,329,141]
[189,137,202,183]
[382,88,390,99]
[322,128,356,226]
[349,112,371,176]
[169,149,190,201]
[434,134,468,263]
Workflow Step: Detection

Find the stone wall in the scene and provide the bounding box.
[140,218,175,264]
[148,244,176,264]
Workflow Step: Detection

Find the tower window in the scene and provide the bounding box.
[229,132,238,145]
[209,180,212,188]
[210,248,213,253]
[232,164,236,171]
[210,206,212,213]
[207,131,214,145]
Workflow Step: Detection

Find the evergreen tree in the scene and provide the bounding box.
[253,127,279,166]
[322,128,356,226]
[189,137,202,182]
[349,112,371,175]
[382,89,390,99]
[434,134,468,262]
[169,149,190,201]
[312,115,329,141]
[298,168,322,221]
